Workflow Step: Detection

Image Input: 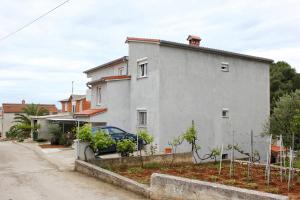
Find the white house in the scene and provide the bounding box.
[75,35,273,161]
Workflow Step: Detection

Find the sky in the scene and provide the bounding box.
[0,0,299,108]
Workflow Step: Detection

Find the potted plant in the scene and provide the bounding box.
[75,123,94,161]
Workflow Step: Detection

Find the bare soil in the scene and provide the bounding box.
[39,144,69,148]
[112,162,300,199]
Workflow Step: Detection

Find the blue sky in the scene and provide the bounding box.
[0,0,299,108]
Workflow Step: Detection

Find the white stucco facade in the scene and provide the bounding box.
[82,37,272,161]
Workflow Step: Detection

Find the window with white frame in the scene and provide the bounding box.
[137,58,148,78]
[118,67,125,75]
[72,105,76,113]
[97,86,101,105]
[222,108,229,118]
[137,110,147,127]
[221,62,229,72]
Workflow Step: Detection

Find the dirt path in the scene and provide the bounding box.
[0,141,145,200]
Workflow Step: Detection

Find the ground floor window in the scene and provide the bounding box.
[137,110,147,127]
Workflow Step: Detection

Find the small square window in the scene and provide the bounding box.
[221,62,229,72]
[137,58,148,78]
[222,108,229,118]
[222,154,228,159]
[137,110,147,127]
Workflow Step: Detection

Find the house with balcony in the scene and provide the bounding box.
[75,35,273,161]
[59,94,91,113]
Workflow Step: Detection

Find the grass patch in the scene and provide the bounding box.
[143,162,161,169]
[127,167,144,174]
[266,187,279,194]
[209,175,218,182]
[245,183,258,190]
[223,179,236,186]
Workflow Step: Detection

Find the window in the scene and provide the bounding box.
[137,58,148,78]
[137,110,147,127]
[72,105,76,113]
[118,67,125,75]
[222,154,228,159]
[222,108,229,118]
[97,86,101,105]
[221,62,229,72]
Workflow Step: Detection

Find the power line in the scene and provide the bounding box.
[0,0,71,42]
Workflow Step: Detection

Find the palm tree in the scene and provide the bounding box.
[14,104,49,124]
[13,104,49,139]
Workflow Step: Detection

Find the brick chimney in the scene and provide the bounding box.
[21,100,25,104]
[187,35,201,47]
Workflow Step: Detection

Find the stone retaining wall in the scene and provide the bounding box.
[91,152,193,168]
[150,173,288,200]
[75,160,288,200]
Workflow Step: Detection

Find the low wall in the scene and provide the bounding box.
[75,160,150,198]
[91,152,193,168]
[75,159,288,200]
[150,173,288,200]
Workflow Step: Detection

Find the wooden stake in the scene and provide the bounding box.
[280,135,283,182]
[219,144,223,176]
[288,147,292,191]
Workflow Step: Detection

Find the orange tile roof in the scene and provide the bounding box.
[101,75,131,81]
[2,103,58,113]
[74,108,107,117]
[125,37,160,43]
[271,145,287,152]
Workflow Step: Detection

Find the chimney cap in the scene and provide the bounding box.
[21,100,25,104]
[187,35,201,41]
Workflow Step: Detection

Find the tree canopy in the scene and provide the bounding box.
[264,90,300,149]
[270,61,300,111]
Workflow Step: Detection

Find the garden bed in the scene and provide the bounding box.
[39,144,70,148]
[110,161,300,199]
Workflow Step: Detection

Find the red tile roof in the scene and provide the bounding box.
[125,37,160,43]
[2,103,58,113]
[271,145,287,152]
[101,75,131,81]
[74,108,107,117]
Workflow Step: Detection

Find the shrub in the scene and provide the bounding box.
[116,139,136,157]
[48,124,62,145]
[77,123,93,142]
[137,130,153,144]
[92,130,115,152]
[6,124,31,141]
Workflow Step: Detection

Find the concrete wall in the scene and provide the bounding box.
[87,62,128,81]
[0,116,3,137]
[150,173,288,200]
[157,45,270,160]
[127,42,161,146]
[90,80,131,132]
[2,113,16,137]
[91,152,193,168]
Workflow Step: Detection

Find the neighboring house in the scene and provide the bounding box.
[1,100,58,138]
[75,35,273,161]
[59,94,91,113]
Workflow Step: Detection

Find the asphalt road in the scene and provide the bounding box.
[0,141,145,200]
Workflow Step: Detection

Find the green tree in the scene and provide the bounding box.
[270,61,300,111]
[264,90,300,149]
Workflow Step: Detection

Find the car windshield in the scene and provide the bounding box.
[109,127,126,135]
[92,127,109,134]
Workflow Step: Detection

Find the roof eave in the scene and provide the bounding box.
[83,56,128,74]
[160,40,273,64]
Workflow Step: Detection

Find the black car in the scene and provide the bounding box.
[92,126,145,155]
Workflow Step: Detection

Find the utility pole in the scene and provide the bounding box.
[72,81,74,94]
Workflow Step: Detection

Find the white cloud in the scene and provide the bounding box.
[0,0,299,105]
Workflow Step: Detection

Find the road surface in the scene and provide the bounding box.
[0,141,145,200]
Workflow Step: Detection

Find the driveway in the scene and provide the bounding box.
[0,141,146,200]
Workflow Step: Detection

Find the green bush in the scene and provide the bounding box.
[116,139,136,157]
[92,130,115,151]
[137,130,153,144]
[6,124,31,141]
[77,123,93,142]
